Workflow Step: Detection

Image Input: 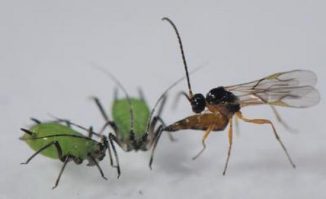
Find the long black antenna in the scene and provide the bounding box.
[146,64,204,131]
[91,63,135,133]
[162,17,193,97]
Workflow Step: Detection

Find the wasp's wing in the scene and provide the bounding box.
[225,70,320,108]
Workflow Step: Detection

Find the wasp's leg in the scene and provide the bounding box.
[236,111,296,168]
[223,118,233,175]
[192,125,214,160]
[270,105,297,132]
[234,115,240,137]
[253,94,296,132]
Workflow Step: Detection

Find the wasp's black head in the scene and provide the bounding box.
[190,93,206,113]
[206,87,237,105]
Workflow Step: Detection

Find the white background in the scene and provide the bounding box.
[0,0,325,198]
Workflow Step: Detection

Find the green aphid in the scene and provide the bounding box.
[91,67,172,171]
[20,118,118,189]
[112,98,151,142]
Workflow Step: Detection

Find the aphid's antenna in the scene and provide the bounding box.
[147,64,204,130]
[162,17,193,98]
[91,63,135,133]
[47,114,102,137]
[20,129,95,141]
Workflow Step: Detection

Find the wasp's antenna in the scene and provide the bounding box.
[162,17,193,98]
[147,64,205,131]
[91,63,135,133]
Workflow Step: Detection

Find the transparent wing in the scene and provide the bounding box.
[225,70,320,108]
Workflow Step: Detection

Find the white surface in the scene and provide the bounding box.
[0,0,325,198]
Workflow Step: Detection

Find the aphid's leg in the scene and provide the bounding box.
[98,121,119,136]
[30,118,41,124]
[151,94,175,141]
[52,156,70,189]
[91,96,119,136]
[20,133,67,189]
[88,155,107,180]
[91,97,110,121]
[101,135,117,173]
[88,126,93,138]
[149,125,164,169]
[49,115,73,127]
[106,137,116,174]
[151,116,175,142]
[50,115,103,138]
[137,88,147,103]
[269,105,297,132]
[156,94,167,117]
[84,126,102,138]
[223,118,233,175]
[20,140,63,165]
[108,133,121,178]
[192,125,214,160]
[172,91,190,109]
[236,111,296,168]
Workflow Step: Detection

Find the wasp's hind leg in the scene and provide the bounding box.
[270,105,297,132]
[235,111,296,168]
[223,118,233,175]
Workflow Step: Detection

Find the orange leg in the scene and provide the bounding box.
[234,115,240,137]
[269,105,297,133]
[236,111,296,168]
[192,125,214,160]
[222,118,233,175]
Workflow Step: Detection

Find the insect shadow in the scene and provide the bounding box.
[162,17,320,175]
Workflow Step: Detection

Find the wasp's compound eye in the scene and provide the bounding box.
[191,93,206,113]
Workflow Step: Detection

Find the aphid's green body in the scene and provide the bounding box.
[92,66,174,169]
[94,92,166,169]
[21,123,99,160]
[20,119,112,189]
[112,98,150,141]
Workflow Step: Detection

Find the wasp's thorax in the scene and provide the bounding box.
[206,86,240,116]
